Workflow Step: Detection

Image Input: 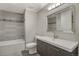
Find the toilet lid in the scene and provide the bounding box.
[26,43,36,48]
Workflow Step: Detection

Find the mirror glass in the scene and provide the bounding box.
[47,6,74,33]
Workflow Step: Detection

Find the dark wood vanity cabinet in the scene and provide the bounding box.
[37,39,78,56]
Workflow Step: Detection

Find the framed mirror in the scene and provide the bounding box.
[47,5,75,33]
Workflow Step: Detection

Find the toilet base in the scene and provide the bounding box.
[29,48,37,54]
[21,50,29,56]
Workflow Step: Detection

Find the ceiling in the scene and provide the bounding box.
[0,3,48,14]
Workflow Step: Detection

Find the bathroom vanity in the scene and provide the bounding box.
[36,36,78,56]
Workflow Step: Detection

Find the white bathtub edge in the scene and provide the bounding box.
[0,39,25,46]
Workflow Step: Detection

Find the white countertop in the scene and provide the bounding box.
[36,36,78,52]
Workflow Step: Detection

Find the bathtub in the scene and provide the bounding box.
[0,39,25,56]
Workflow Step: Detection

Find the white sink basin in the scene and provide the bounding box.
[36,35,54,40]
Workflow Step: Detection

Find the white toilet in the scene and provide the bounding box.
[26,42,37,54]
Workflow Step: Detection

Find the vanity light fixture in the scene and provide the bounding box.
[48,3,64,11]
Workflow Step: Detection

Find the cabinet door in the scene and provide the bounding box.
[37,39,48,56]
[37,40,60,56]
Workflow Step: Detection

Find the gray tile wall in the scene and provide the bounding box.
[0,10,24,41]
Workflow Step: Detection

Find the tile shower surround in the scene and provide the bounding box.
[0,10,24,41]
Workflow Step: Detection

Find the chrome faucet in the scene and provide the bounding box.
[54,33,58,38]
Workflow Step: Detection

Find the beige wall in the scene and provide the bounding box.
[37,8,48,34]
